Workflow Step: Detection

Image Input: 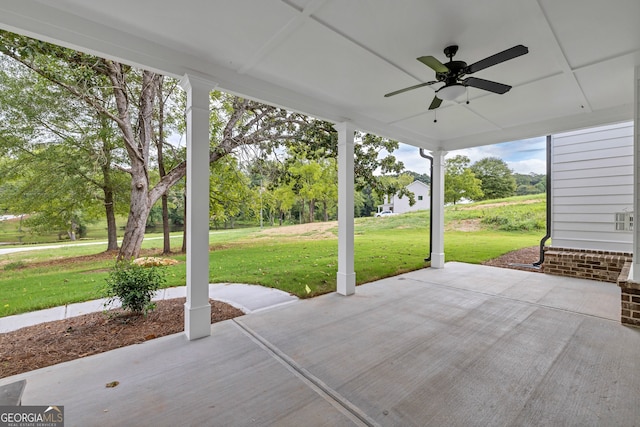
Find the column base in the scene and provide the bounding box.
[337,272,356,296]
[184,302,212,340]
[430,253,445,269]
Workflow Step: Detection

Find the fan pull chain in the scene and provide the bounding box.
[466,88,470,105]
[433,108,437,123]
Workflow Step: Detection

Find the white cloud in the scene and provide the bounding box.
[399,152,432,174]
[393,136,548,175]
[508,158,546,175]
[447,147,485,163]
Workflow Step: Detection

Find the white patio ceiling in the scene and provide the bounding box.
[1,0,638,151]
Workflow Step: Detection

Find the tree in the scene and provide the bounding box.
[2,143,113,241]
[0,32,166,256]
[316,158,338,222]
[286,147,338,223]
[284,123,406,196]
[354,185,376,217]
[0,30,409,257]
[0,54,129,248]
[209,156,254,229]
[0,31,311,258]
[405,170,431,186]
[470,157,516,200]
[154,76,182,253]
[444,155,483,204]
[272,183,296,225]
[514,172,546,195]
[246,158,285,226]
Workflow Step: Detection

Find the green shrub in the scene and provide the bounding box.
[4,261,27,271]
[103,260,166,315]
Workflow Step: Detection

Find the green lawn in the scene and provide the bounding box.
[0,195,546,317]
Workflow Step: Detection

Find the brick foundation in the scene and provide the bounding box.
[617,261,640,327]
[542,247,632,283]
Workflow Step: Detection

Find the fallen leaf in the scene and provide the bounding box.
[105,381,119,388]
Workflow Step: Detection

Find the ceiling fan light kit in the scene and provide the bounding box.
[385,44,529,113]
[437,83,466,101]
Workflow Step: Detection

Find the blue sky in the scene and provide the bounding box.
[395,136,547,176]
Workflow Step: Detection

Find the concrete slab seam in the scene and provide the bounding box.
[403,277,620,323]
[232,320,378,427]
[249,299,298,314]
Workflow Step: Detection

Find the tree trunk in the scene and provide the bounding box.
[114,68,158,260]
[104,187,119,251]
[309,199,315,223]
[161,194,170,253]
[68,218,79,241]
[323,200,328,222]
[156,77,171,255]
[99,115,119,252]
[119,176,150,259]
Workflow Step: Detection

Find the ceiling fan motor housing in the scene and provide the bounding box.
[437,60,468,83]
[438,46,468,83]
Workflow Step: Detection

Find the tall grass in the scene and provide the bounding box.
[447,194,546,231]
[481,203,546,231]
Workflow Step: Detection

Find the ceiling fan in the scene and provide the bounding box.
[385,44,528,110]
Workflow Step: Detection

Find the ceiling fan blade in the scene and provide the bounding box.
[417,56,448,74]
[384,81,436,97]
[428,96,443,110]
[464,77,512,94]
[465,45,528,74]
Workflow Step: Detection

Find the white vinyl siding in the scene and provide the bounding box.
[551,121,634,252]
[393,181,430,214]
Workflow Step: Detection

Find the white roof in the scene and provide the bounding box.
[1,1,638,151]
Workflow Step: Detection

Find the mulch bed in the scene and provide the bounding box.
[481,245,543,272]
[0,298,243,378]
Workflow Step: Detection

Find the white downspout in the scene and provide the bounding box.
[632,66,640,281]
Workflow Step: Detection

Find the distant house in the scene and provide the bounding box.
[377,180,430,214]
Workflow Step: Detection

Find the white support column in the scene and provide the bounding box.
[180,74,215,340]
[632,66,640,281]
[430,150,447,268]
[335,122,356,295]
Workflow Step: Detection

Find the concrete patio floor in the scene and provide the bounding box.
[2,262,639,426]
